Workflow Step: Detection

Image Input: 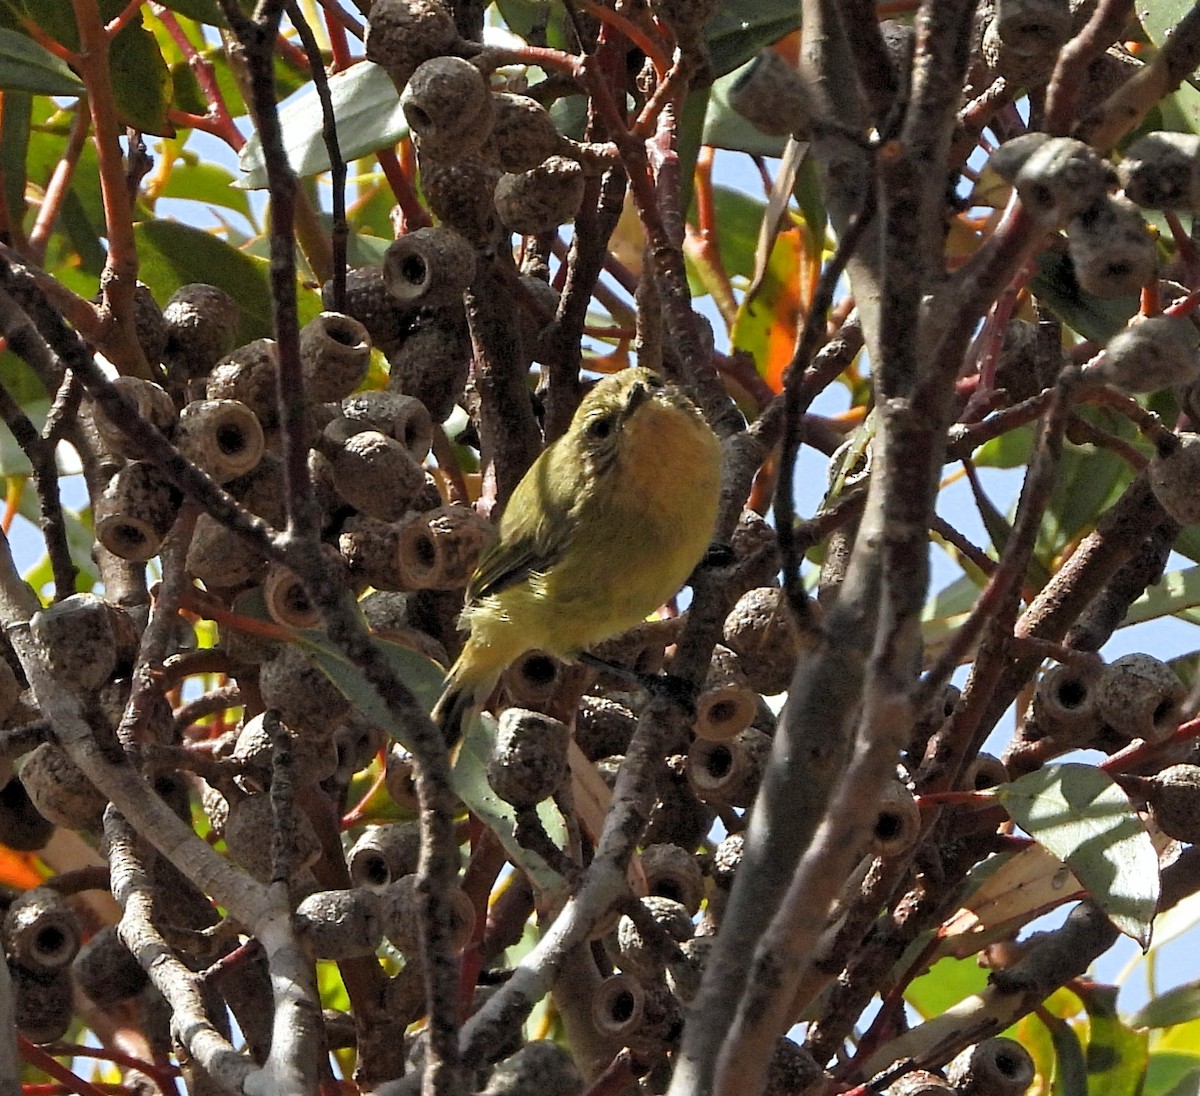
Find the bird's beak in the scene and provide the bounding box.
[623,381,649,419]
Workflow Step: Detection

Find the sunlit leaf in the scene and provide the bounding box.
[973,423,1035,469]
[0,845,42,889]
[1083,987,1149,1096]
[1147,1055,1200,1096]
[731,223,808,391]
[1031,250,1138,344]
[451,711,571,904]
[293,629,445,748]
[705,0,800,78]
[109,19,173,136]
[1122,567,1200,628]
[238,62,409,189]
[1134,983,1200,1030]
[995,764,1159,948]
[156,157,254,223]
[702,59,788,156]
[934,843,1085,961]
[0,29,82,95]
[904,956,991,1021]
[133,219,323,344]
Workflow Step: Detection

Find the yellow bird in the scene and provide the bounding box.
[433,367,723,745]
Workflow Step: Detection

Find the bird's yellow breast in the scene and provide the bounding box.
[460,390,721,673]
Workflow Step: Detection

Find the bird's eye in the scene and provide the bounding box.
[586,415,615,441]
[645,373,664,390]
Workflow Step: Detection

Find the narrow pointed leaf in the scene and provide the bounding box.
[238,62,408,188]
[995,763,1159,947]
[0,29,82,95]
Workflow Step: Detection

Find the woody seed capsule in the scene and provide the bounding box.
[174,398,265,482]
[494,156,586,235]
[161,282,240,380]
[693,645,758,742]
[327,266,410,357]
[3,887,81,973]
[342,390,433,462]
[225,792,322,883]
[300,312,372,403]
[386,306,472,421]
[591,973,682,1054]
[997,136,1115,223]
[259,644,351,738]
[207,338,279,426]
[1120,131,1200,210]
[640,842,706,915]
[1150,431,1200,523]
[30,593,124,692]
[71,924,149,1006]
[364,0,460,92]
[1095,653,1184,742]
[946,1038,1036,1096]
[1031,659,1103,738]
[295,888,384,960]
[379,874,475,954]
[488,708,570,808]
[722,585,816,695]
[19,743,109,831]
[616,895,693,978]
[91,376,177,459]
[402,56,495,162]
[12,963,72,1044]
[348,821,423,886]
[479,1040,584,1096]
[383,227,476,310]
[688,727,771,808]
[1092,314,1200,392]
[1069,195,1157,298]
[485,94,570,174]
[394,504,496,589]
[331,430,426,522]
[94,460,181,562]
[728,49,812,138]
[420,155,502,248]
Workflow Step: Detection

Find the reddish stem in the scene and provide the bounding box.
[377,145,431,230]
[27,104,90,266]
[579,0,670,79]
[155,9,246,151]
[19,1038,114,1096]
[104,0,144,37]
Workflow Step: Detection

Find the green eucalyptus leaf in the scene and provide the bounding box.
[1132,982,1200,1030]
[1123,566,1200,628]
[705,1,799,78]
[702,59,788,156]
[995,763,1159,948]
[156,157,254,223]
[109,20,173,136]
[292,629,446,747]
[133,219,322,344]
[1031,250,1138,344]
[133,219,272,343]
[1083,987,1149,1096]
[238,61,408,189]
[450,711,570,904]
[0,29,82,95]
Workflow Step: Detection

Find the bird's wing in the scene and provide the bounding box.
[465,444,577,605]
